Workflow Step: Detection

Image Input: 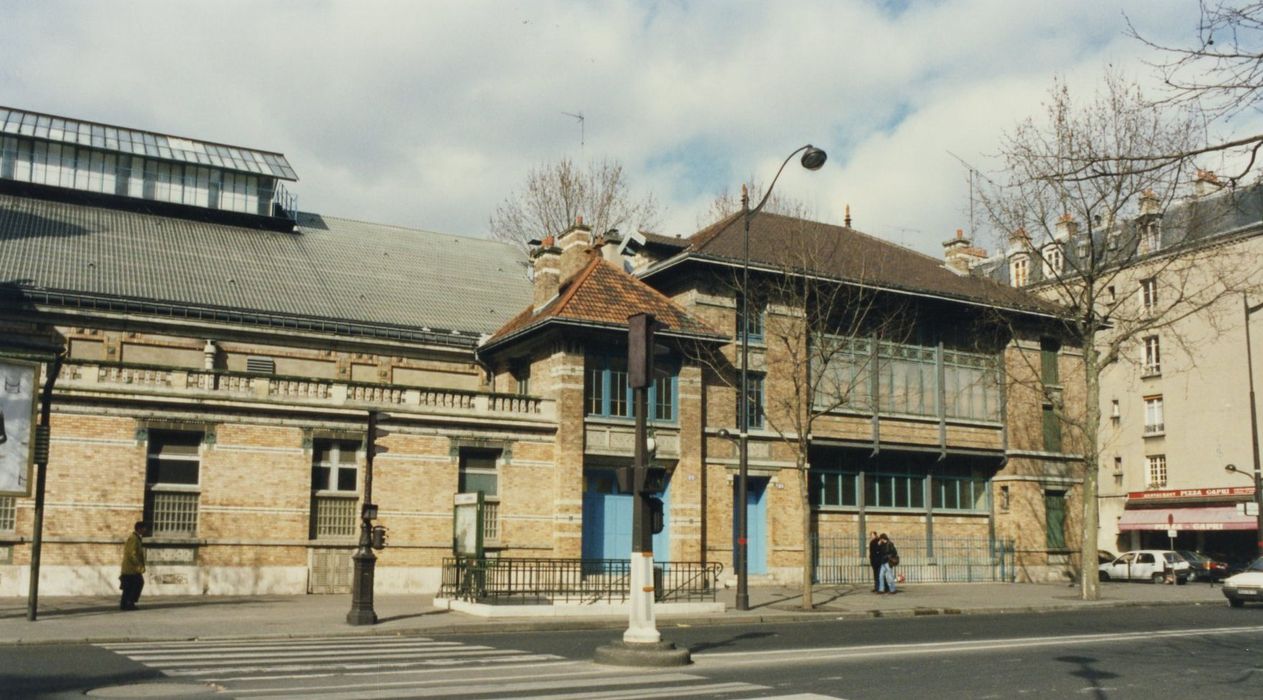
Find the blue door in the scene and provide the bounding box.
[734,478,768,574]
[582,469,670,560]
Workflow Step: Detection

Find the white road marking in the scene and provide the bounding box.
[693,624,1263,667]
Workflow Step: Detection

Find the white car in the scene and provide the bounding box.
[1098,550,1190,584]
[1222,557,1263,607]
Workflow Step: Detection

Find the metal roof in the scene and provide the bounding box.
[0,193,532,339]
[0,106,298,181]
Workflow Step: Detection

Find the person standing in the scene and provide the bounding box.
[120,521,149,611]
[868,531,882,592]
[878,533,899,594]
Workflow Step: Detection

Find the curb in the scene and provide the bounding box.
[0,598,1223,647]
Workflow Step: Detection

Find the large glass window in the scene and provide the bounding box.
[585,355,677,422]
[864,472,925,509]
[144,430,201,537]
[737,299,764,343]
[1146,455,1168,488]
[812,471,859,507]
[1143,336,1161,375]
[1144,396,1164,434]
[932,476,989,511]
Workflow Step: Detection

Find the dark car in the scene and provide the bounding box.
[1178,550,1231,582]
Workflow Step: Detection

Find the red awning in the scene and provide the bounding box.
[1118,506,1257,532]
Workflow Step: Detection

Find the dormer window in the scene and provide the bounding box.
[1042,245,1064,277]
[1011,255,1030,287]
[1140,221,1161,254]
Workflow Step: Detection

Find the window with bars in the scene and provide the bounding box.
[1147,455,1168,488]
[310,439,360,539]
[1144,396,1165,435]
[144,430,201,537]
[0,496,14,532]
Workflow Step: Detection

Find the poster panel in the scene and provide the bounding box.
[0,359,39,497]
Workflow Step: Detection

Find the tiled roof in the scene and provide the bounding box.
[651,211,1060,315]
[0,193,532,338]
[483,252,723,351]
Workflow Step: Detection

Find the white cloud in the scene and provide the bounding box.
[0,0,1214,256]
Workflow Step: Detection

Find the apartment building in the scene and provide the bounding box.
[954,176,1263,563]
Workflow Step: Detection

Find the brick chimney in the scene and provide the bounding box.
[1139,190,1161,215]
[1195,169,1223,197]
[531,235,562,312]
[1006,227,1032,255]
[942,228,987,275]
[558,215,594,281]
[1055,213,1079,240]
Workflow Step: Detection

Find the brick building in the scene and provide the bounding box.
[0,106,1083,598]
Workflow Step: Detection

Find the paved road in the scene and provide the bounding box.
[4,605,1262,698]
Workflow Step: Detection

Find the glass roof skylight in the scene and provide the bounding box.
[0,106,297,181]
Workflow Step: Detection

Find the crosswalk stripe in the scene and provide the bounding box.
[157,649,545,676]
[207,658,586,685]
[126,644,481,664]
[112,640,463,655]
[225,664,620,695]
[101,636,441,651]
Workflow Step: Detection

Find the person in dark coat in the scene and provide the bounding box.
[868,531,882,592]
[119,521,150,610]
[877,533,899,594]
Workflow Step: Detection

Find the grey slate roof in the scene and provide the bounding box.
[0,193,533,339]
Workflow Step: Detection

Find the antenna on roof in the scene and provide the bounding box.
[562,111,585,152]
[946,150,979,239]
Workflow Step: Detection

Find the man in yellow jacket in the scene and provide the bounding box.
[120,521,150,611]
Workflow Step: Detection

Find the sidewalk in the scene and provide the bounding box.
[0,581,1227,646]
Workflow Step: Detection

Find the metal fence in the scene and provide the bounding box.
[440,557,724,605]
[813,535,1015,584]
[149,491,199,536]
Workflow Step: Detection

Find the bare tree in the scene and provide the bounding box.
[1123,2,1263,184]
[489,157,660,251]
[976,71,1252,600]
[699,182,814,228]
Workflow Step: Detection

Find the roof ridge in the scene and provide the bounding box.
[687,210,744,250]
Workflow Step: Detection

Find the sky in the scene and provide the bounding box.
[0,0,1220,257]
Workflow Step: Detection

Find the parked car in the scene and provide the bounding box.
[1178,550,1230,582]
[1222,557,1263,607]
[1098,550,1189,584]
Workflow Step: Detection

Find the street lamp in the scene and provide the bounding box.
[1237,293,1263,558]
[735,144,827,611]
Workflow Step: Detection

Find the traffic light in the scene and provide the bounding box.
[366,411,392,463]
[648,496,664,535]
[371,525,388,550]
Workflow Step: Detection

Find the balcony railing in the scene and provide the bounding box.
[58,361,554,421]
[440,558,724,604]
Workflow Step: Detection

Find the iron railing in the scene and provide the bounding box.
[149,490,199,536]
[440,557,724,604]
[312,495,357,538]
[813,535,1015,584]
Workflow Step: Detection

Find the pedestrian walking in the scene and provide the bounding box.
[868,531,882,592]
[120,521,149,611]
[878,533,899,594]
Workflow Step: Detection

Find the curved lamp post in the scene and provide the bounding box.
[1231,293,1263,558]
[736,145,826,611]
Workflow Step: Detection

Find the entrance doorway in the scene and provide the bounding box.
[581,468,671,560]
[734,477,768,575]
